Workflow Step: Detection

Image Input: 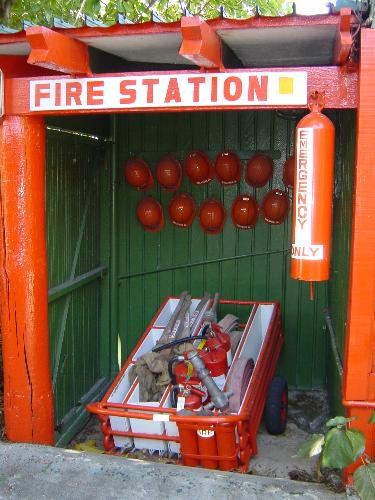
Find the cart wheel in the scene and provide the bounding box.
[265,376,288,435]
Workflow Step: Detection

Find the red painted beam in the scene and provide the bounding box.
[333,8,352,65]
[180,16,222,69]
[0,115,54,444]
[26,26,91,75]
[0,13,352,47]
[3,65,358,116]
[343,27,375,461]
[0,55,59,78]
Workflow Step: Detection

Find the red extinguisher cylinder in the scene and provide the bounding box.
[179,425,200,467]
[291,92,335,282]
[197,429,218,469]
[216,424,238,471]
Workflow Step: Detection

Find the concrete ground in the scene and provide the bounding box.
[0,442,346,500]
[70,390,332,483]
[0,390,352,499]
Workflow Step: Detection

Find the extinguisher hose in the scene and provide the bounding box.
[170,385,180,408]
[151,334,207,353]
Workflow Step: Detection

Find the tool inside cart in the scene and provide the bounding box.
[129,291,242,411]
[88,294,284,472]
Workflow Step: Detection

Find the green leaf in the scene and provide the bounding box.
[345,429,366,461]
[353,463,375,500]
[322,427,358,469]
[369,411,375,424]
[326,416,356,428]
[295,434,324,459]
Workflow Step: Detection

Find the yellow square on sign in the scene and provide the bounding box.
[279,77,294,95]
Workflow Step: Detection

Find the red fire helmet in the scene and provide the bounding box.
[168,192,196,228]
[136,197,165,232]
[261,189,290,225]
[245,153,274,188]
[231,195,258,229]
[214,151,242,185]
[199,199,226,235]
[156,155,182,191]
[283,156,295,189]
[184,151,214,185]
[123,157,154,191]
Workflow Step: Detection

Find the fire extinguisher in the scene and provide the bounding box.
[171,384,206,411]
[206,323,232,366]
[291,91,335,297]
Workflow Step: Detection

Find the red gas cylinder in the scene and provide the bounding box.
[197,428,218,469]
[156,155,182,191]
[261,189,290,225]
[174,361,201,386]
[214,151,242,185]
[291,92,335,282]
[199,199,226,235]
[136,197,165,232]
[200,347,228,378]
[283,156,295,189]
[184,151,214,185]
[168,192,196,228]
[245,153,274,188]
[231,194,258,229]
[123,157,154,191]
[176,386,205,411]
[206,324,232,365]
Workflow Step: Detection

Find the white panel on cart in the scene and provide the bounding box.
[127,383,167,453]
[162,391,180,455]
[107,364,135,449]
[236,304,275,363]
[132,329,164,361]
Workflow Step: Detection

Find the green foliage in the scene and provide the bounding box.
[326,416,355,428]
[353,463,375,500]
[322,427,365,469]
[295,433,324,459]
[297,415,375,500]
[6,0,289,29]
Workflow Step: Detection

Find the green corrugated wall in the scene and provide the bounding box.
[46,128,111,444]
[327,110,356,415]
[116,110,328,389]
[45,109,356,440]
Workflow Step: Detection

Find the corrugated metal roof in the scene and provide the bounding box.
[0,13,354,69]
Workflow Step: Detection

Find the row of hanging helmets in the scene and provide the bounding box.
[124,151,295,234]
[124,90,336,290]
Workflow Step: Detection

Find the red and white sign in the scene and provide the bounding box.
[29,71,307,111]
[292,127,323,261]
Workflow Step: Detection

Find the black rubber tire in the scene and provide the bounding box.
[264,376,288,435]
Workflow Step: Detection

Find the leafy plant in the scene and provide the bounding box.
[4,0,289,28]
[297,412,375,500]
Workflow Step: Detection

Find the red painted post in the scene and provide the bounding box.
[343,28,375,460]
[0,115,54,444]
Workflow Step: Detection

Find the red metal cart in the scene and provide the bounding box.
[87,297,284,472]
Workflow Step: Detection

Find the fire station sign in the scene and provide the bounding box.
[29,71,307,112]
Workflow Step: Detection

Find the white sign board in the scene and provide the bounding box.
[30,71,307,112]
[292,127,323,261]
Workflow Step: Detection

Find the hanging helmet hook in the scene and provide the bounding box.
[308,91,325,113]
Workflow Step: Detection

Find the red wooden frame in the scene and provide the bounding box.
[180,16,222,69]
[26,26,91,75]
[0,12,353,46]
[4,65,358,116]
[343,28,375,463]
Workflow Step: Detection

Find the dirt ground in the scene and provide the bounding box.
[69,389,345,493]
